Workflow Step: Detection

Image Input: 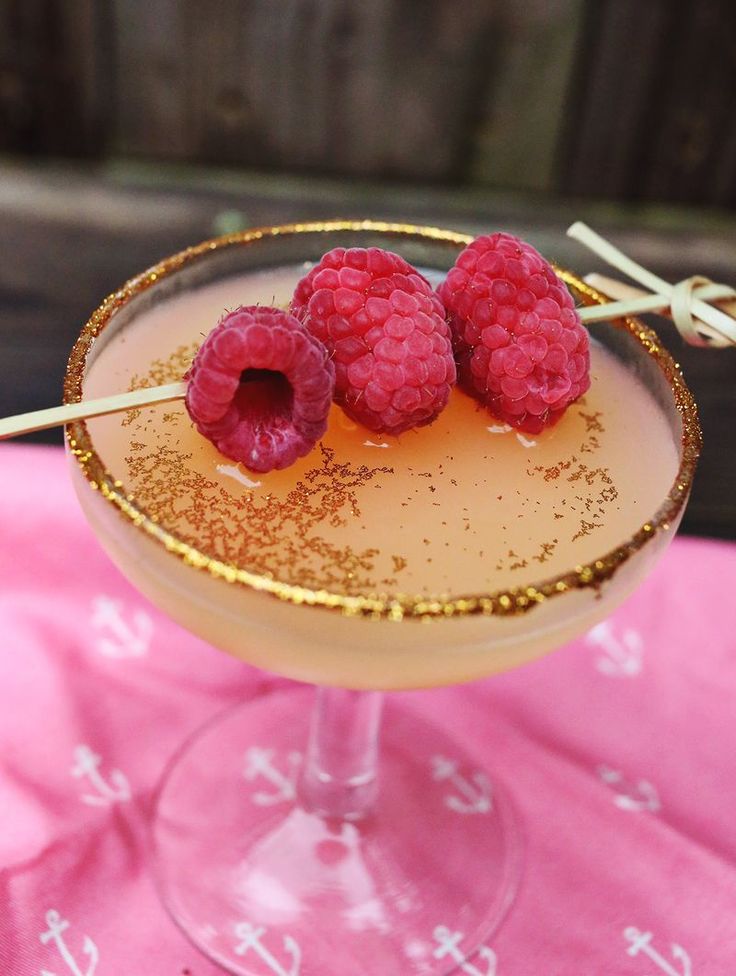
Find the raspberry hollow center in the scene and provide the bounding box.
[235,368,294,424]
[184,305,335,471]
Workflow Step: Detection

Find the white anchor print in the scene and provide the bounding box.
[243,747,302,806]
[90,595,152,659]
[234,922,301,976]
[70,744,131,807]
[623,926,692,976]
[586,620,643,677]
[432,925,497,976]
[431,756,492,815]
[39,909,99,976]
[597,765,660,813]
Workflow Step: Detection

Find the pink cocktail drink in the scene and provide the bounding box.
[76,262,683,689]
[65,223,699,975]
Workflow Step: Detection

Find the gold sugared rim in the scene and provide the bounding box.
[64,220,701,621]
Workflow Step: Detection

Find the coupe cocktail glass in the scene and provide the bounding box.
[65,222,699,976]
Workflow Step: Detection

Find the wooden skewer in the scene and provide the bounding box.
[2,224,734,442]
[0,381,187,440]
[593,272,736,320]
[583,271,653,302]
[584,273,656,303]
[568,222,736,346]
[577,277,736,324]
[579,273,736,323]
[0,276,723,441]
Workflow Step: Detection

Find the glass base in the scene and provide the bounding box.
[152,687,522,975]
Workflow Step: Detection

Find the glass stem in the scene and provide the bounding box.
[298,687,384,820]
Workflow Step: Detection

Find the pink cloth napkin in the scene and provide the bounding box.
[1,442,735,975]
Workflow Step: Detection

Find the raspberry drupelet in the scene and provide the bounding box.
[185,306,335,472]
[291,247,456,436]
[438,233,590,434]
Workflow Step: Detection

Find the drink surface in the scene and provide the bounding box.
[84,264,679,602]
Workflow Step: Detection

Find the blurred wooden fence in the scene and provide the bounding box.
[0,0,734,207]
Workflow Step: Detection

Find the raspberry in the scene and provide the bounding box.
[438,233,590,434]
[185,306,335,472]
[291,247,456,435]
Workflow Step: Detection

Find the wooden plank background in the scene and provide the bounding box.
[112,0,503,179]
[562,0,736,207]
[0,0,735,204]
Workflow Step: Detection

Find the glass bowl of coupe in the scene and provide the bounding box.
[65,222,699,976]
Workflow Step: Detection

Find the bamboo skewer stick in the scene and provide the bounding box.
[585,271,736,318]
[0,224,733,442]
[577,278,736,324]
[568,222,736,347]
[0,381,187,440]
[584,273,666,303]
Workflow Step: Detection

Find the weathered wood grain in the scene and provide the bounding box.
[562,0,736,207]
[112,0,500,179]
[561,0,672,199]
[0,0,108,155]
[112,0,192,158]
[639,0,736,208]
[470,0,585,191]
[1,0,734,208]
